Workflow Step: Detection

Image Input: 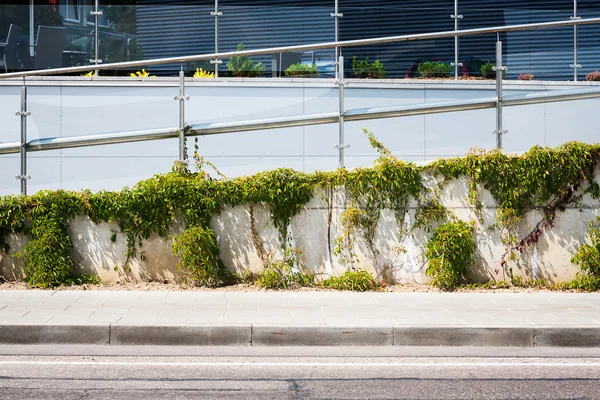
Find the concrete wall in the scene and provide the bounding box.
[1,169,598,284]
[0,77,599,196]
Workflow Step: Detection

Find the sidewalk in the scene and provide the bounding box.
[1,291,600,347]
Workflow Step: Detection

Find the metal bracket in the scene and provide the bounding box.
[90,10,104,16]
[210,59,223,65]
[334,79,348,86]
[570,16,582,21]
[89,59,103,64]
[14,175,31,181]
[330,13,344,17]
[174,96,191,101]
[492,66,508,71]
[334,144,350,149]
[570,64,582,69]
[15,111,31,117]
[450,62,464,67]
[450,14,463,19]
[210,11,223,17]
[492,130,508,135]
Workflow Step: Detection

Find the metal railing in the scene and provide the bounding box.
[2,17,600,195]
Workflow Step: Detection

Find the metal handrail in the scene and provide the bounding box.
[1,17,600,80]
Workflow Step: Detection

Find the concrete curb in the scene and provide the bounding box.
[1,324,600,347]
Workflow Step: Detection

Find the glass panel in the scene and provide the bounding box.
[460,2,572,81]
[194,127,305,178]
[339,1,454,79]
[0,4,69,71]
[0,85,22,196]
[220,0,334,78]
[186,83,338,124]
[21,82,179,194]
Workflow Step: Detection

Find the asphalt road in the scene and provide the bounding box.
[1,346,600,399]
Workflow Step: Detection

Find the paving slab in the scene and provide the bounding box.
[0,291,599,346]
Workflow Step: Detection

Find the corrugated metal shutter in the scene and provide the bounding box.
[134,0,600,80]
[339,0,454,78]
[136,1,215,74]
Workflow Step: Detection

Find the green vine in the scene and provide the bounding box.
[0,133,598,290]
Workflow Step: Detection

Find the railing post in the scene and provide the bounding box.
[493,40,507,150]
[570,0,582,81]
[210,0,223,77]
[90,0,103,72]
[176,65,189,161]
[451,0,463,80]
[331,0,343,78]
[16,77,30,195]
[335,55,347,169]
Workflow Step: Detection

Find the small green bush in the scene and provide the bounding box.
[284,63,319,77]
[172,226,230,287]
[322,269,379,292]
[417,62,452,78]
[255,248,314,289]
[227,43,266,78]
[570,216,600,290]
[425,220,475,289]
[480,62,502,79]
[352,57,387,79]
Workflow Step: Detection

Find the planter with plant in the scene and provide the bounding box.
[193,68,215,78]
[226,43,266,78]
[417,62,452,78]
[284,63,319,78]
[586,70,600,81]
[351,57,387,79]
[518,73,534,81]
[480,62,505,80]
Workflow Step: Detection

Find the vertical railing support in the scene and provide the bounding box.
[493,41,507,149]
[210,0,223,77]
[451,0,463,80]
[176,65,190,161]
[90,0,103,72]
[570,0,582,81]
[331,0,343,78]
[335,55,347,169]
[16,77,30,195]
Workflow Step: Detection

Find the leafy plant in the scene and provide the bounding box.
[130,69,155,78]
[352,57,387,79]
[586,70,600,82]
[322,269,379,291]
[425,220,476,290]
[255,248,314,289]
[480,62,504,79]
[417,62,452,78]
[172,226,229,287]
[570,216,600,290]
[81,71,98,77]
[227,43,265,78]
[518,73,534,81]
[284,63,319,77]
[193,68,215,78]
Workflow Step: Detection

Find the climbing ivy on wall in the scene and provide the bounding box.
[0,132,598,289]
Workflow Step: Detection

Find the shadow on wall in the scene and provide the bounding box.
[0,233,28,281]
[69,215,185,283]
[211,203,281,275]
